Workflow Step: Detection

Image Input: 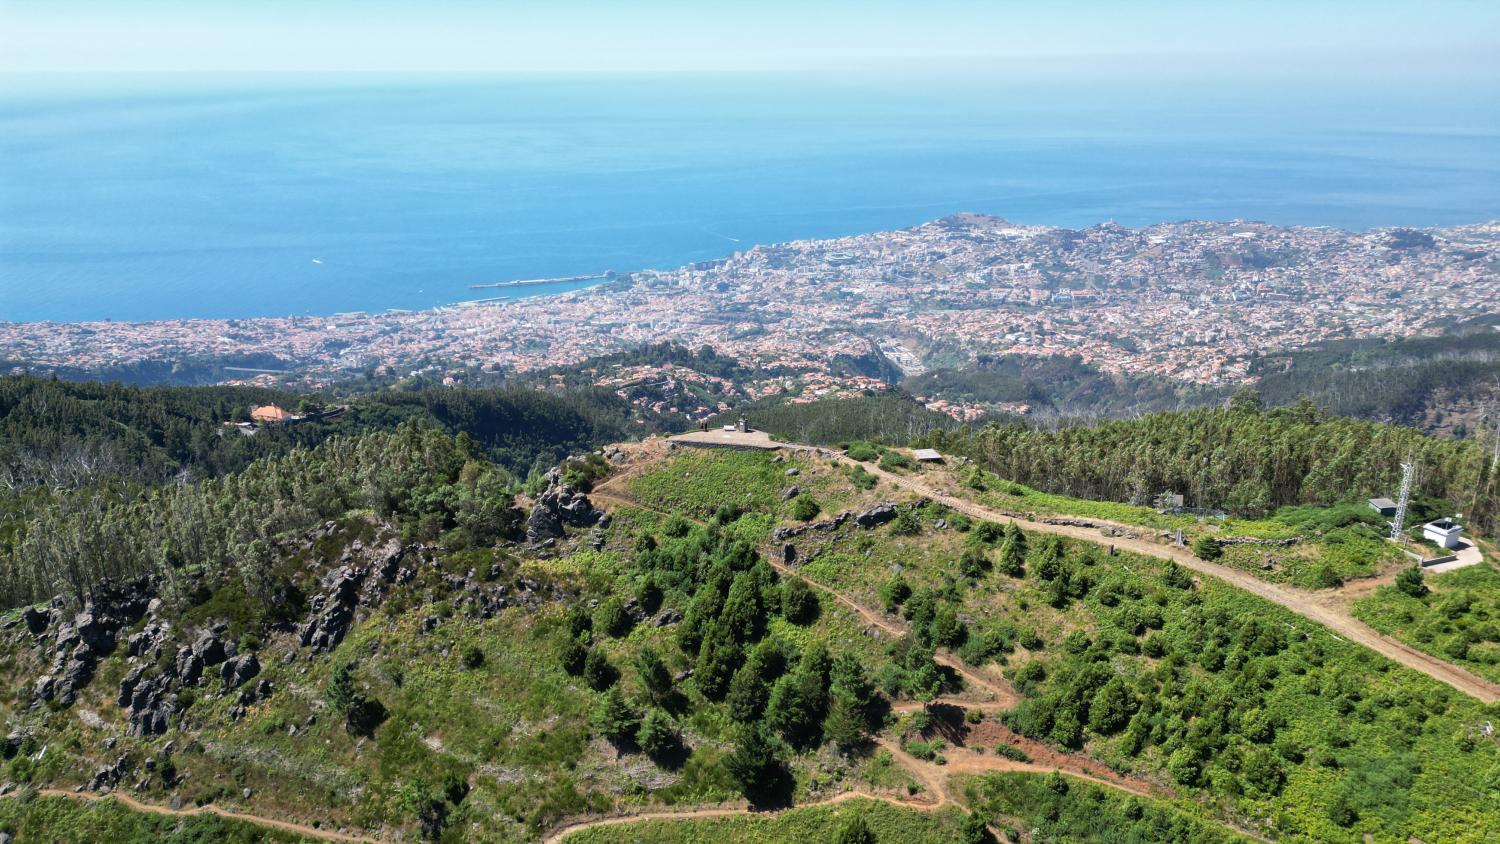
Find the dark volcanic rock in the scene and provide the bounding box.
[125,673,175,736]
[527,467,603,543]
[175,646,203,687]
[21,606,49,635]
[192,632,228,667]
[525,504,565,543]
[300,565,367,653]
[855,504,899,528]
[220,654,260,691]
[653,608,683,627]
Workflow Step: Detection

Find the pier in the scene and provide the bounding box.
[468,272,612,290]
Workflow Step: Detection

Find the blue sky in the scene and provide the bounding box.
[2,0,1497,75]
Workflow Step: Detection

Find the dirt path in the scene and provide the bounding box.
[850,457,1500,704]
[36,788,381,843]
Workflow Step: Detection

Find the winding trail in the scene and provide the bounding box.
[36,788,380,843]
[846,455,1500,704]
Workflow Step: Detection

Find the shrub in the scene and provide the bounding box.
[725,724,789,804]
[1192,535,1223,560]
[972,521,1004,545]
[1396,566,1428,598]
[781,577,820,624]
[994,743,1031,762]
[891,508,921,536]
[560,637,588,675]
[879,450,913,472]
[959,546,990,579]
[791,495,821,521]
[880,573,912,611]
[583,648,616,690]
[594,596,632,638]
[635,646,673,702]
[835,814,875,844]
[327,661,357,716]
[846,441,879,462]
[1315,564,1345,589]
[460,644,485,669]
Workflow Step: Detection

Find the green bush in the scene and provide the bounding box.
[1192,535,1223,560]
[791,495,821,521]
[879,451,914,472]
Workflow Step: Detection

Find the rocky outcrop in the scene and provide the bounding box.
[221,653,260,691]
[526,467,603,544]
[300,564,368,653]
[525,505,565,543]
[32,578,153,707]
[122,671,175,737]
[772,511,850,542]
[854,504,899,529]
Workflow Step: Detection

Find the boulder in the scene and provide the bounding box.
[21,606,49,635]
[855,504,899,528]
[220,654,260,691]
[652,608,683,627]
[192,632,228,667]
[780,486,800,501]
[175,646,203,687]
[525,504,565,544]
[125,673,176,736]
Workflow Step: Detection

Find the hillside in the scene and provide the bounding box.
[2,427,1498,843]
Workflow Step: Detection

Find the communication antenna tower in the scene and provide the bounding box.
[1390,459,1415,542]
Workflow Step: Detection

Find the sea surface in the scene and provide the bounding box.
[1,73,1498,322]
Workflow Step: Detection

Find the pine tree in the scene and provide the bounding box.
[583,648,615,691]
[592,686,638,743]
[635,646,673,703]
[636,708,678,759]
[725,724,786,804]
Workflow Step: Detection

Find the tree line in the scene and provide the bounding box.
[919,397,1498,535]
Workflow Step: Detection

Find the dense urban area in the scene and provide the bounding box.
[4,215,1498,423]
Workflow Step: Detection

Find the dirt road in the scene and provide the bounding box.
[849,456,1500,704]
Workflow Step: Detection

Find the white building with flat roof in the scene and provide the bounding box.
[1422,519,1463,550]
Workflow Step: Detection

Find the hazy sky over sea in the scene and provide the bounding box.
[2,1,1498,78]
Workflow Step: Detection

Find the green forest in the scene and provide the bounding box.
[919,399,1498,535]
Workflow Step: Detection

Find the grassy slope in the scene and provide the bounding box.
[6,446,1497,844]
[672,450,1500,843]
[961,771,1253,844]
[1353,560,1500,684]
[906,458,1411,589]
[563,798,967,843]
[0,795,313,843]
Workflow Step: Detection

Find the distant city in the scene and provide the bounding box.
[4,214,1497,421]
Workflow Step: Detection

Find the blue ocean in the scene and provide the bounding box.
[1,73,1497,322]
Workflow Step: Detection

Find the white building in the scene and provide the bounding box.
[1422,519,1464,550]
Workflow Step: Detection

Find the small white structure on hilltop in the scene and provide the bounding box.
[913,448,943,463]
[1423,518,1464,550]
